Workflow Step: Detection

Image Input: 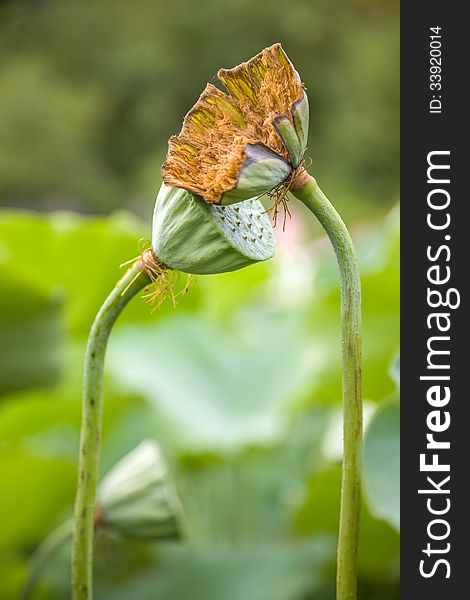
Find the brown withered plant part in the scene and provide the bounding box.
[162,43,305,203]
[120,241,193,311]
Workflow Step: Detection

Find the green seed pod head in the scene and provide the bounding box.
[97,440,182,540]
[162,43,309,205]
[152,183,275,275]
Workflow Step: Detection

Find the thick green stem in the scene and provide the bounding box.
[71,261,149,600]
[22,519,73,600]
[292,173,362,600]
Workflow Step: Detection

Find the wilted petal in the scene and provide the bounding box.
[163,84,249,203]
[217,43,305,160]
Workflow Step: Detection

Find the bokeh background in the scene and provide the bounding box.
[0,0,399,598]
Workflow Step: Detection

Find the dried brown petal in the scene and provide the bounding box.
[162,44,306,203]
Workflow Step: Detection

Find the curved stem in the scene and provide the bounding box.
[22,519,73,600]
[292,174,362,600]
[71,261,149,600]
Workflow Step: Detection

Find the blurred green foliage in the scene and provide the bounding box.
[1,0,398,219]
[364,400,400,531]
[0,0,399,598]
[0,204,399,599]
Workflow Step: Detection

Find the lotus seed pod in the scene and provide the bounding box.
[97,440,182,540]
[162,43,309,205]
[152,183,276,274]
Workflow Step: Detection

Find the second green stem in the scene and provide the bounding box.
[292,174,363,600]
[71,261,149,600]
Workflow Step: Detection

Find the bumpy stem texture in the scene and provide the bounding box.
[292,175,362,600]
[72,262,149,600]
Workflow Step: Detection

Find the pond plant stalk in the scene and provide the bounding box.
[24,438,181,599]
[71,187,276,598]
[291,169,362,600]
[71,260,150,600]
[159,42,363,599]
